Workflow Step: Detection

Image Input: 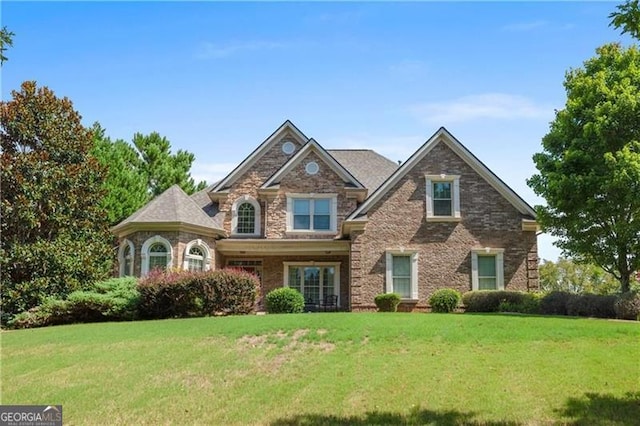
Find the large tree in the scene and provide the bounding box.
[91,123,149,225]
[528,43,640,293]
[133,132,207,198]
[91,128,207,225]
[0,81,113,322]
[610,0,640,40]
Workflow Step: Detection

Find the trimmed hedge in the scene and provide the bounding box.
[429,289,461,313]
[265,287,305,314]
[137,269,259,319]
[538,291,572,316]
[374,293,401,312]
[565,293,617,319]
[462,291,538,313]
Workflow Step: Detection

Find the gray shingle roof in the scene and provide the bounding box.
[190,184,225,228]
[119,185,222,230]
[327,149,399,192]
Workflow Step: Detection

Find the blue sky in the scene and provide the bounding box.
[2,1,635,261]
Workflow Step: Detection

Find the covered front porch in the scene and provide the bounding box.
[216,239,351,311]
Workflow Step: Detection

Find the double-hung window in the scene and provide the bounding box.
[425,175,460,220]
[287,194,337,232]
[471,248,505,290]
[385,250,419,300]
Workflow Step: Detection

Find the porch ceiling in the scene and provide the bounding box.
[216,239,350,256]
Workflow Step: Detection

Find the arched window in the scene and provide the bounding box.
[183,239,212,272]
[237,203,255,234]
[231,196,261,236]
[118,239,135,277]
[141,235,173,276]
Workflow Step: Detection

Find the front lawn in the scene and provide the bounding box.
[2,313,638,425]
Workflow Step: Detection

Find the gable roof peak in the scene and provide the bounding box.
[210,120,309,193]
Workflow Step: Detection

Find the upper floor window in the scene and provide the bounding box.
[183,239,212,272]
[118,239,135,277]
[286,194,337,233]
[232,195,261,236]
[425,175,460,221]
[471,248,505,291]
[141,235,173,276]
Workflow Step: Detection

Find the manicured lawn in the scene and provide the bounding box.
[2,313,638,425]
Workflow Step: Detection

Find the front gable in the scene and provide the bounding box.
[345,127,537,231]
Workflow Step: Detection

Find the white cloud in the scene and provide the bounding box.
[501,20,548,32]
[410,93,551,125]
[191,161,236,185]
[195,40,290,59]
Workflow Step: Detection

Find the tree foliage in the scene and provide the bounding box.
[0,26,14,65]
[528,43,640,293]
[91,129,206,224]
[91,123,149,225]
[539,258,624,295]
[0,81,113,323]
[133,132,207,198]
[610,0,640,40]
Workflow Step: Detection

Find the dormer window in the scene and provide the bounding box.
[232,195,261,236]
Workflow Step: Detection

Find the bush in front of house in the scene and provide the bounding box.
[565,293,617,319]
[137,269,259,319]
[9,277,140,329]
[429,289,461,313]
[497,292,542,314]
[462,290,531,313]
[614,292,640,320]
[374,293,401,312]
[265,287,305,314]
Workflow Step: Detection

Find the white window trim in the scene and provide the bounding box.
[425,174,461,221]
[285,193,338,234]
[182,239,212,271]
[118,239,135,277]
[141,235,173,277]
[471,248,505,291]
[385,250,419,300]
[231,195,261,236]
[283,261,341,306]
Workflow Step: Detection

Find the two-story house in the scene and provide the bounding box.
[111,121,539,311]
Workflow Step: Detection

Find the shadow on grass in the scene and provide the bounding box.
[271,407,519,426]
[556,391,640,425]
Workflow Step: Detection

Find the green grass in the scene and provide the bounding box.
[2,313,639,425]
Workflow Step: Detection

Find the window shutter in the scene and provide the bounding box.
[453,177,461,218]
[425,178,433,217]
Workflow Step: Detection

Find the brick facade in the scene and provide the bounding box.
[350,142,538,311]
[113,123,539,313]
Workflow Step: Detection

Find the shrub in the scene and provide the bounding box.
[7,277,140,329]
[429,289,461,313]
[462,291,525,312]
[539,291,572,316]
[498,292,542,314]
[565,293,617,319]
[374,293,401,312]
[265,287,305,314]
[614,292,640,320]
[138,269,259,319]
